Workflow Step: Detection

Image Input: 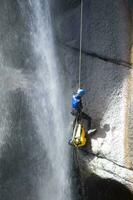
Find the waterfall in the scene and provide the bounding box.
[0,0,72,199]
[22,0,71,199]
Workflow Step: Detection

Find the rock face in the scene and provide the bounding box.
[53,0,133,190]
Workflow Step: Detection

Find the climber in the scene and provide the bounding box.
[69,88,96,147]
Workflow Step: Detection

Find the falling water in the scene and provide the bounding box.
[0,0,72,199]
[22,0,72,199]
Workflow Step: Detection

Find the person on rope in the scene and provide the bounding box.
[69,88,96,147]
[68,1,97,147]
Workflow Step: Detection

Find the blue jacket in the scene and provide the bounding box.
[72,88,86,110]
[72,94,81,109]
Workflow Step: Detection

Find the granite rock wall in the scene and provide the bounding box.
[52,0,133,190]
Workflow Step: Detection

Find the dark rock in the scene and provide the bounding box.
[84,176,133,200]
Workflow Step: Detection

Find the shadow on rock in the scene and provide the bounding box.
[92,123,110,139]
[84,175,133,200]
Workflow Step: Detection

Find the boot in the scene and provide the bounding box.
[88,129,97,135]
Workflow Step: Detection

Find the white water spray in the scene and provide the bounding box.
[22,0,72,199]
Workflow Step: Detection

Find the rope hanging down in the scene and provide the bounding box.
[78,0,83,88]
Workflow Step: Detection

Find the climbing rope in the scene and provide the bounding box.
[78,0,83,88]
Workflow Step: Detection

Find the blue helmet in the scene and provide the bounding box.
[77,88,86,97]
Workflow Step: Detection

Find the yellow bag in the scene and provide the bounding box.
[72,123,86,148]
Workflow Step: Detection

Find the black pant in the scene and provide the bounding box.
[71,110,92,131]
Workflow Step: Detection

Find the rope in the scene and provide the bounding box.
[78,0,83,89]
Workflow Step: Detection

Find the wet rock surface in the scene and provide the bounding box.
[0,89,48,200]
